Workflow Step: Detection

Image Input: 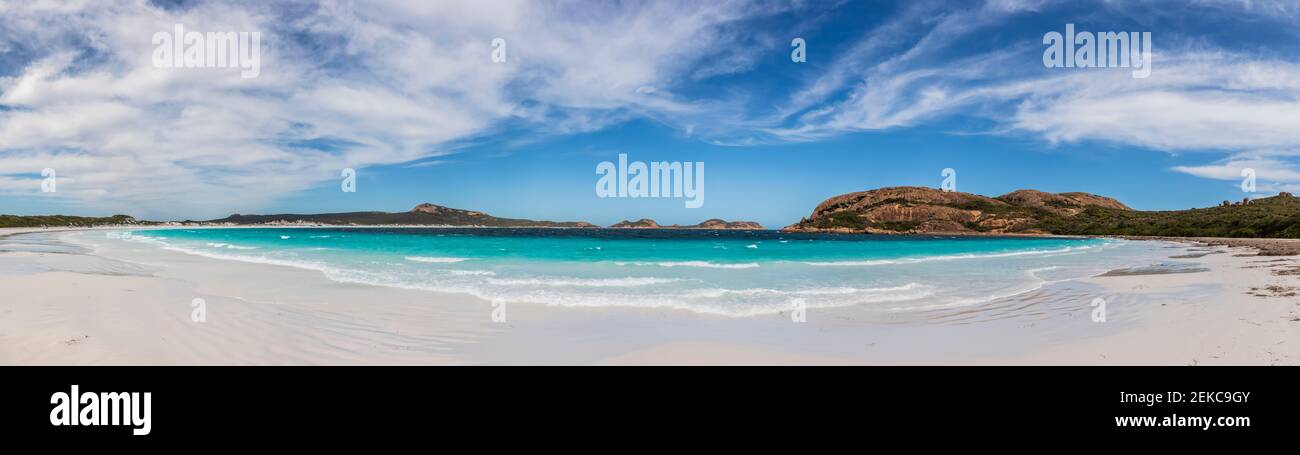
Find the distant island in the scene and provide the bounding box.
[207,203,597,228]
[784,186,1300,238]
[206,205,762,230]
[0,203,761,230]
[608,218,763,229]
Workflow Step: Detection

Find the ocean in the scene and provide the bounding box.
[104,227,1173,317]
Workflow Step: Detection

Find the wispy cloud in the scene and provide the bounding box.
[0,0,782,218]
[1172,149,1300,195]
[764,1,1300,150]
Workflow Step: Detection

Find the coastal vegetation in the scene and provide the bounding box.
[1036,194,1300,238]
[0,214,139,228]
[785,186,1300,238]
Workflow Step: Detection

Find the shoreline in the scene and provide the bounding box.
[1106,235,1300,256]
[0,229,1296,364]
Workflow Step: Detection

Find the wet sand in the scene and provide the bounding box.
[1113,235,1300,256]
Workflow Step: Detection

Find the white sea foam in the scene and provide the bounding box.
[800,245,1096,267]
[875,268,1058,312]
[140,242,342,277]
[405,256,469,263]
[443,269,496,276]
[684,283,926,299]
[614,261,760,269]
[206,242,258,250]
[485,276,679,287]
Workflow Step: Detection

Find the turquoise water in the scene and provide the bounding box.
[115,228,1169,316]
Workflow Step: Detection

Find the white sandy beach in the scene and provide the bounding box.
[1,227,1297,365]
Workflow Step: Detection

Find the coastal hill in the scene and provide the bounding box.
[609,218,764,229]
[782,186,1122,234]
[784,186,1300,237]
[207,203,596,228]
[0,214,139,228]
[997,189,1130,215]
[609,218,661,228]
[691,219,765,230]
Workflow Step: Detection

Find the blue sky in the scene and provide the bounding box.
[3,0,1300,228]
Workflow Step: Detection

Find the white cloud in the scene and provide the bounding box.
[1172,151,1300,195]
[0,0,776,218]
[1008,56,1300,150]
[762,0,1300,166]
